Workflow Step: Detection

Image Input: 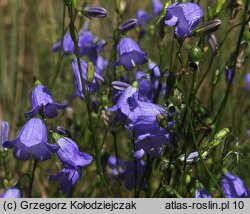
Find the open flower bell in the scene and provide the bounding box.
[49,168,82,193]
[25,81,68,119]
[1,187,22,198]
[164,3,203,39]
[53,133,93,170]
[116,37,148,71]
[3,118,58,161]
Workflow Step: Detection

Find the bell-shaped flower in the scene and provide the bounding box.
[52,32,75,54]
[49,168,82,193]
[164,3,203,38]
[1,187,22,198]
[71,58,104,99]
[222,172,250,198]
[108,156,146,190]
[94,56,108,77]
[54,134,93,170]
[152,0,163,16]
[108,85,139,121]
[195,187,212,198]
[137,10,152,27]
[116,37,148,71]
[25,81,68,119]
[78,31,104,63]
[3,118,58,161]
[0,121,9,149]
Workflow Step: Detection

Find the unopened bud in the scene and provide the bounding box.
[208,34,218,53]
[111,81,130,91]
[214,128,231,140]
[118,19,138,33]
[193,19,221,36]
[83,6,107,18]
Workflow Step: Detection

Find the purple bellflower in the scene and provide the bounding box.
[126,101,172,158]
[108,85,139,121]
[195,187,212,198]
[116,37,148,71]
[135,71,154,101]
[137,10,152,27]
[78,31,105,63]
[25,81,68,119]
[108,156,146,190]
[0,121,9,149]
[164,3,203,39]
[56,136,93,170]
[1,187,22,198]
[225,68,236,84]
[94,56,108,77]
[71,58,104,99]
[49,168,82,194]
[3,118,58,161]
[222,172,250,198]
[245,73,250,92]
[52,33,74,54]
[53,30,104,64]
[152,0,163,16]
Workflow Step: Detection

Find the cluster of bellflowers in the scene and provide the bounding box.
[0,83,93,196]
[1,0,250,198]
[195,172,250,198]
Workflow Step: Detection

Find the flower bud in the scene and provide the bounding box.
[212,69,220,86]
[214,128,231,140]
[208,34,218,53]
[193,19,222,36]
[118,19,138,33]
[83,6,107,18]
[87,61,95,83]
[111,81,130,91]
[213,0,226,17]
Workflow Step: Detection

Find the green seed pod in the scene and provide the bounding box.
[71,0,78,10]
[87,62,95,83]
[214,0,226,17]
[185,174,191,185]
[189,46,203,63]
[214,128,231,140]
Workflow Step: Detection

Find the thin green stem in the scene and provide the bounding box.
[65,3,113,197]
[186,105,223,195]
[28,159,38,198]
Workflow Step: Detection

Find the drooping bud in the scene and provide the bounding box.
[118,19,138,33]
[208,34,218,53]
[83,6,107,18]
[193,19,222,36]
